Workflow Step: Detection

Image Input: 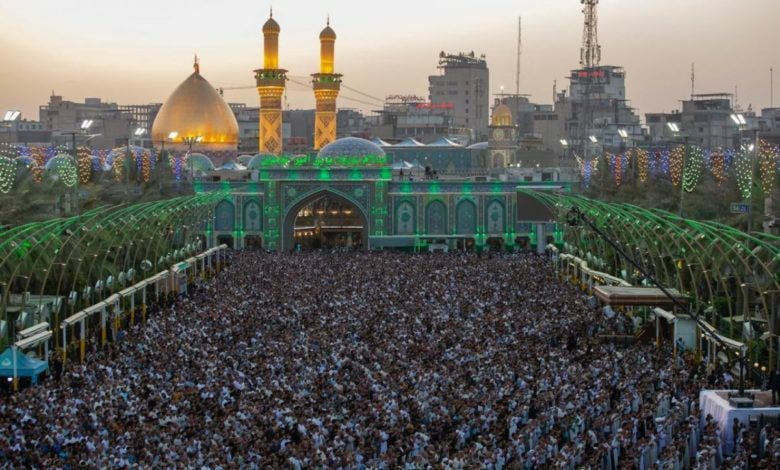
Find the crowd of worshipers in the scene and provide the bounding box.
[1,251,779,468]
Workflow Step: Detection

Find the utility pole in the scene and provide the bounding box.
[691,63,695,100]
[516,16,522,96]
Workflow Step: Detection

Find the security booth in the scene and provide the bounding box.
[62,310,87,363]
[186,257,198,283]
[171,262,190,296]
[593,285,689,348]
[652,308,699,357]
[104,294,120,343]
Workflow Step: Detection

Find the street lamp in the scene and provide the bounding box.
[560,139,569,160]
[589,135,598,143]
[158,131,179,163]
[64,119,94,157]
[181,135,203,181]
[667,122,680,134]
[731,113,759,233]
[617,129,629,139]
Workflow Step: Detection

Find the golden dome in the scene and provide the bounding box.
[491,103,513,127]
[320,22,336,41]
[263,14,280,34]
[152,63,239,146]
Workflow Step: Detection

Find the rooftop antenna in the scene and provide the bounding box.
[734,84,740,111]
[553,79,557,104]
[580,0,601,69]
[771,67,775,107]
[690,62,695,99]
[516,16,522,96]
[194,54,199,74]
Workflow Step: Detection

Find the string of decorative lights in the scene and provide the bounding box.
[637,149,649,183]
[734,148,753,200]
[682,146,704,193]
[669,146,685,187]
[710,150,727,185]
[759,140,778,195]
[0,156,16,193]
[77,147,93,184]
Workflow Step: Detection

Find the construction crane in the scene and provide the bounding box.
[216,86,254,96]
[580,0,601,69]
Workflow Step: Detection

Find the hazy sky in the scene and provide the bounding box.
[1,0,778,121]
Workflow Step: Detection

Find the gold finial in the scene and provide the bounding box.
[327,14,330,27]
[270,6,273,18]
[194,54,199,74]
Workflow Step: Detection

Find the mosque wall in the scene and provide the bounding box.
[203,177,564,252]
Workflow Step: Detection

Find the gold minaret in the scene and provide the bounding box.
[255,8,287,154]
[312,17,342,150]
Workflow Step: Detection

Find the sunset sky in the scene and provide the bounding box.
[1,0,777,121]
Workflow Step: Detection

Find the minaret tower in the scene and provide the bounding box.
[312,17,342,150]
[255,8,287,154]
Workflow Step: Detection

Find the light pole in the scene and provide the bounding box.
[666,122,687,217]
[731,113,759,233]
[181,136,203,181]
[160,131,178,165]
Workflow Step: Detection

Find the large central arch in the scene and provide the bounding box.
[282,189,369,251]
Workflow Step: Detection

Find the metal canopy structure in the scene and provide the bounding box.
[594,286,688,307]
[0,193,227,335]
[521,190,780,364]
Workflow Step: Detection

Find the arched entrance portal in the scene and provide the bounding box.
[283,192,368,251]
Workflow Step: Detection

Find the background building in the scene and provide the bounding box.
[369,95,470,145]
[0,114,50,145]
[559,66,642,157]
[39,95,160,149]
[428,52,489,142]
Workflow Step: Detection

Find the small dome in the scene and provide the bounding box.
[151,64,239,147]
[320,25,336,40]
[491,104,513,127]
[188,153,215,172]
[263,16,280,34]
[317,137,386,161]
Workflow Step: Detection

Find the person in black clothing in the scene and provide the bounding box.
[770,368,780,405]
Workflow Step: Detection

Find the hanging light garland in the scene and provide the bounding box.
[660,150,670,176]
[682,146,704,192]
[583,158,593,187]
[0,156,16,193]
[31,147,45,183]
[669,146,685,187]
[169,152,188,181]
[710,150,727,185]
[49,155,78,188]
[734,148,753,200]
[614,153,624,187]
[637,149,649,183]
[77,147,92,184]
[758,140,778,195]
